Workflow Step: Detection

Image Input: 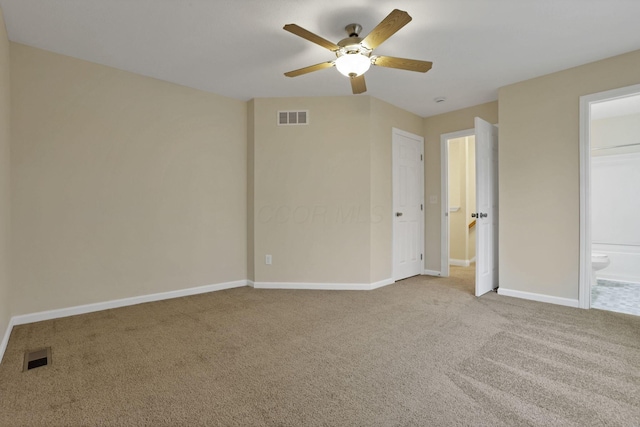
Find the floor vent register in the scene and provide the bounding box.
[23,347,52,372]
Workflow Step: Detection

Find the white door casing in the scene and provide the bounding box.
[392,128,424,281]
[578,83,640,309]
[474,117,499,296]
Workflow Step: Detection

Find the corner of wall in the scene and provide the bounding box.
[0,6,12,364]
[247,99,255,282]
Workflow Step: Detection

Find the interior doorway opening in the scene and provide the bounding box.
[440,119,499,297]
[579,84,640,315]
[447,135,477,268]
[440,129,476,292]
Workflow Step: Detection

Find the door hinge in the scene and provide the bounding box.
[420,154,423,161]
[421,254,423,260]
[421,204,423,211]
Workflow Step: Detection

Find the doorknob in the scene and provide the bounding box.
[479,213,488,218]
[471,213,477,218]
[396,212,403,217]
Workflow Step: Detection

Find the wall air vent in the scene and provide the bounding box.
[278,110,309,126]
[23,347,52,372]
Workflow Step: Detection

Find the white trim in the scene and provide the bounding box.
[498,288,580,308]
[251,278,394,291]
[1,279,248,364]
[579,83,640,309]
[423,269,442,276]
[0,317,15,365]
[449,259,471,267]
[579,91,592,309]
[440,128,474,278]
[392,127,424,140]
[370,278,395,289]
[11,280,248,326]
[0,276,402,363]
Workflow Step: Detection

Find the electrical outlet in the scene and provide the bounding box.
[265,255,272,265]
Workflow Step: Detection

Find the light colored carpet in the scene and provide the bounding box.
[1,267,639,426]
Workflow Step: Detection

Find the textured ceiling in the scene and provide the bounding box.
[1,0,640,117]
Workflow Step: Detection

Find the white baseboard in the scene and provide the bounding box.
[0,317,15,367]
[371,278,395,289]
[449,259,471,267]
[11,279,248,326]
[498,288,580,308]
[423,269,441,276]
[0,279,247,364]
[250,278,394,291]
[0,276,399,364]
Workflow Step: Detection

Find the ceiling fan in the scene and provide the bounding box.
[283,9,433,94]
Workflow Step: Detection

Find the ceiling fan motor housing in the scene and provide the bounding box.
[344,23,362,38]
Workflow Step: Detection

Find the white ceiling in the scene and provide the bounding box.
[1,0,640,117]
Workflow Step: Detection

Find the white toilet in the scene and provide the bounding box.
[591,253,610,287]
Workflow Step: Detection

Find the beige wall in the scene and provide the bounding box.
[423,102,498,272]
[499,48,640,300]
[251,96,421,284]
[252,96,372,283]
[369,97,423,282]
[8,31,635,322]
[10,43,247,315]
[0,9,10,338]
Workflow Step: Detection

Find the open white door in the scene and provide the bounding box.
[392,129,424,281]
[474,118,499,296]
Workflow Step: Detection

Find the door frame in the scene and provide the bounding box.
[578,83,640,309]
[392,127,425,281]
[440,128,475,277]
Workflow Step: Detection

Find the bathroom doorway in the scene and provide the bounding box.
[579,84,640,315]
[440,129,477,293]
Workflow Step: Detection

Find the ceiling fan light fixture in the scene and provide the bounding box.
[283,9,432,94]
[335,53,371,77]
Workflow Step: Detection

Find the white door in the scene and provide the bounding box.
[392,129,424,281]
[474,118,499,296]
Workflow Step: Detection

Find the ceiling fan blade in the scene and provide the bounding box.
[350,74,367,94]
[284,61,335,77]
[373,56,433,73]
[283,24,340,51]
[361,9,412,50]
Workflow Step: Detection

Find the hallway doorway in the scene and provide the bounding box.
[440,129,476,285]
